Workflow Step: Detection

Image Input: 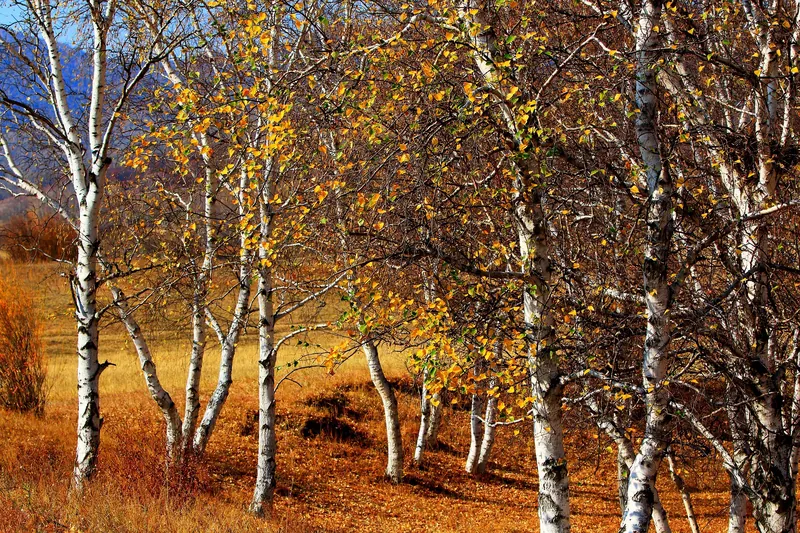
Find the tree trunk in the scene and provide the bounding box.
[182,173,214,458]
[250,258,277,516]
[182,296,206,458]
[414,373,434,466]
[111,286,182,460]
[192,167,253,456]
[72,202,102,490]
[465,384,486,474]
[621,0,675,530]
[618,446,630,515]
[414,372,443,466]
[728,477,747,533]
[363,340,404,483]
[476,380,498,474]
[666,453,700,533]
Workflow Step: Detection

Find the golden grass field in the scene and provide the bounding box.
[0,262,754,532]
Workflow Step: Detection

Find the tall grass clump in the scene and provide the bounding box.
[0,276,46,415]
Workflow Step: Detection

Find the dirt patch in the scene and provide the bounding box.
[299,415,367,444]
[302,390,349,416]
[336,375,418,396]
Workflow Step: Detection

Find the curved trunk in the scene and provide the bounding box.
[363,340,404,483]
[111,286,182,459]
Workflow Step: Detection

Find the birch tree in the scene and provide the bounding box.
[0,0,182,488]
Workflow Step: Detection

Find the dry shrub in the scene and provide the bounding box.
[0,276,46,415]
[0,211,76,262]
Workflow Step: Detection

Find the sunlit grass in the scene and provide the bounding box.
[0,261,747,532]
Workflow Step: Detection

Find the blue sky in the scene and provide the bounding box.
[0,4,22,26]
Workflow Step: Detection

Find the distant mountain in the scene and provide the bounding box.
[0,30,91,120]
[0,32,150,218]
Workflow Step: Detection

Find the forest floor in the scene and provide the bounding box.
[0,263,753,532]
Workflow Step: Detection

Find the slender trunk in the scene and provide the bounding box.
[476,379,498,474]
[666,453,700,533]
[192,167,253,456]
[363,340,404,483]
[72,200,102,490]
[182,296,206,458]
[465,385,485,474]
[250,258,277,515]
[111,286,182,459]
[414,373,433,466]
[621,0,674,530]
[182,172,214,457]
[589,395,669,531]
[415,272,444,466]
[426,392,443,444]
[618,446,630,515]
[727,393,749,533]
[414,372,444,466]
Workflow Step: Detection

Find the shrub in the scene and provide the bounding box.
[0,277,46,415]
[0,211,76,263]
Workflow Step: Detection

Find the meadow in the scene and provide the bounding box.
[0,261,750,532]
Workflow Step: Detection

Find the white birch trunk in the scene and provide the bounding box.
[72,204,102,490]
[519,194,570,532]
[249,245,277,515]
[465,385,485,475]
[363,340,404,483]
[182,296,206,457]
[414,373,435,466]
[192,167,254,456]
[588,398,669,531]
[455,2,571,526]
[415,273,444,466]
[111,286,182,459]
[666,453,700,533]
[181,167,215,457]
[476,379,498,475]
[414,373,444,466]
[621,0,675,530]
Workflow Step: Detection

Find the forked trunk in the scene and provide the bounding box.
[192,167,253,456]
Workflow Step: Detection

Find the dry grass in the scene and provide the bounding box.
[0,264,752,532]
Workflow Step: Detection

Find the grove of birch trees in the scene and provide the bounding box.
[2,0,800,531]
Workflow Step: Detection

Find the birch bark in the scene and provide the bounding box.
[620,0,676,530]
